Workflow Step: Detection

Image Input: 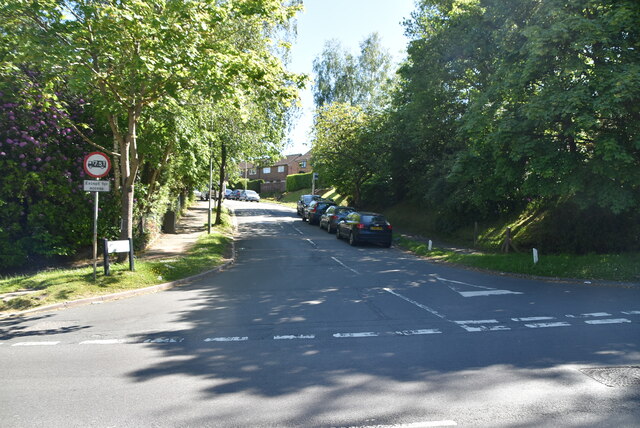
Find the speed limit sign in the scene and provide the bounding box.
[83,152,111,178]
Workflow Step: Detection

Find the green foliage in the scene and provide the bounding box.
[0,77,120,271]
[312,103,390,207]
[285,172,312,192]
[312,33,393,109]
[382,0,640,251]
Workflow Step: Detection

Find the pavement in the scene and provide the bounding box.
[139,200,217,261]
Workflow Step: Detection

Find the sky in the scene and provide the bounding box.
[283,0,417,155]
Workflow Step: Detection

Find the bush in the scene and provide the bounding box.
[0,76,120,272]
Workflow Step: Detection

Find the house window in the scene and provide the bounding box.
[277,165,285,173]
[249,168,257,175]
[299,161,307,168]
[263,167,271,174]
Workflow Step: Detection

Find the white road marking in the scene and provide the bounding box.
[395,329,441,336]
[436,277,494,290]
[291,225,304,235]
[436,276,522,297]
[384,288,448,320]
[80,339,126,345]
[566,312,611,318]
[333,332,379,338]
[460,325,510,332]
[525,322,571,328]
[274,335,316,340]
[305,238,317,248]
[512,316,556,322]
[357,421,457,428]
[455,319,499,324]
[204,336,248,342]
[455,319,510,332]
[331,257,360,275]
[622,310,640,315]
[12,341,60,347]
[144,338,184,343]
[458,290,522,297]
[585,318,631,325]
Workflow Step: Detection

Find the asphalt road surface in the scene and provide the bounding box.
[1,201,639,427]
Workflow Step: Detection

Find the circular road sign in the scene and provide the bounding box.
[83,152,111,178]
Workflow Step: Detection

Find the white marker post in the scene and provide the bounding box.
[83,152,112,281]
[428,240,433,251]
[533,248,539,264]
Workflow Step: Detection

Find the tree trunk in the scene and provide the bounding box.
[215,142,227,225]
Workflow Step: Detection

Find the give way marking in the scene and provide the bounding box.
[435,276,522,297]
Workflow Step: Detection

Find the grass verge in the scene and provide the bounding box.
[0,209,234,313]
[397,236,640,283]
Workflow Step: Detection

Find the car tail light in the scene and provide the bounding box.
[357,223,366,229]
[331,215,338,220]
[387,224,393,230]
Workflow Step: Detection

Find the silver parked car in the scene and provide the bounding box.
[239,190,260,202]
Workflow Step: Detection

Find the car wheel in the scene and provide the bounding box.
[349,232,357,246]
[383,241,391,248]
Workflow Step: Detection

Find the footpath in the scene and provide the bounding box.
[139,200,214,261]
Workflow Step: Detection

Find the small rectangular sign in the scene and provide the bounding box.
[107,240,130,253]
[84,180,110,192]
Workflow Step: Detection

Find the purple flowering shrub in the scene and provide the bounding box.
[0,77,120,271]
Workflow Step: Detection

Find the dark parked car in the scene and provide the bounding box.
[229,189,242,200]
[336,211,392,247]
[297,194,321,216]
[303,199,336,225]
[224,189,233,199]
[319,205,355,233]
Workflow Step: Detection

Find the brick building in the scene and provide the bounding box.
[240,151,311,193]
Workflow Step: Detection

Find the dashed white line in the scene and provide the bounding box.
[512,316,556,322]
[585,318,631,325]
[305,238,318,248]
[622,310,640,315]
[274,335,316,340]
[357,421,457,428]
[524,322,571,328]
[291,225,304,235]
[80,339,127,345]
[204,336,249,342]
[458,290,522,297]
[332,257,360,275]
[395,329,441,336]
[144,338,184,343]
[456,319,510,332]
[566,312,611,318]
[455,319,499,325]
[333,332,379,338]
[12,341,60,347]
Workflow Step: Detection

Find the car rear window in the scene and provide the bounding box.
[361,215,387,224]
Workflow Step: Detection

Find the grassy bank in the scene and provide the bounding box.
[396,237,640,283]
[0,209,234,313]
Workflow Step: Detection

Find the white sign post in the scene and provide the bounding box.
[83,152,111,281]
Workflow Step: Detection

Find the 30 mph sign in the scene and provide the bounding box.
[83,152,111,178]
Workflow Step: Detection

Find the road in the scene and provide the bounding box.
[1,201,639,427]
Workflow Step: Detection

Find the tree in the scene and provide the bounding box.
[312,33,393,109]
[1,0,304,249]
[311,103,388,207]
